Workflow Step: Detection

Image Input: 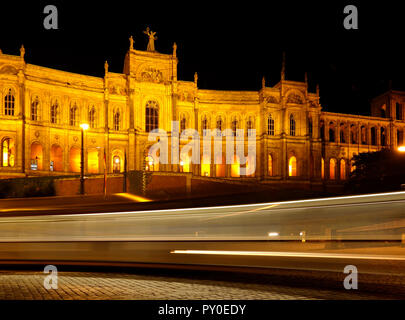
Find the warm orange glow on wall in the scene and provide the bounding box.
[231,155,240,177]
[268,154,273,176]
[88,149,99,174]
[182,154,191,173]
[289,156,297,177]
[329,158,336,180]
[340,159,346,180]
[50,145,63,171]
[321,158,325,179]
[200,155,210,177]
[30,142,43,170]
[69,147,81,173]
[2,138,14,167]
[215,155,225,177]
[246,155,255,177]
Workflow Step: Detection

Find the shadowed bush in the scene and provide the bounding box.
[0,176,56,198]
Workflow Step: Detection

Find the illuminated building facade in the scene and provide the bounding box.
[0,37,404,187]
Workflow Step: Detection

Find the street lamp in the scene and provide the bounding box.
[398,146,405,152]
[80,123,89,195]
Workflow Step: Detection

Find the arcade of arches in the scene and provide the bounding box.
[1,35,405,188]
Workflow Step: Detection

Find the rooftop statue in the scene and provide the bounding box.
[143,27,157,52]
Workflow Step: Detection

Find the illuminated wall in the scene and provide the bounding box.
[0,38,404,187]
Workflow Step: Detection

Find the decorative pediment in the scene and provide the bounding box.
[266,96,279,104]
[109,84,127,95]
[287,93,304,104]
[140,67,163,83]
[178,90,194,102]
[0,65,18,75]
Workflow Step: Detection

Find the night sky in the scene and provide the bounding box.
[1,1,404,116]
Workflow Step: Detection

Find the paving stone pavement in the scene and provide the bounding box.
[0,270,397,300]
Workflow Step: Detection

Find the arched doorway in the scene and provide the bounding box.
[329,158,336,180]
[321,158,325,179]
[30,142,43,171]
[113,155,121,173]
[88,149,99,174]
[245,155,255,177]
[289,156,297,177]
[201,155,211,177]
[268,154,273,176]
[2,138,15,167]
[180,152,191,173]
[231,155,240,177]
[69,146,81,173]
[50,145,63,172]
[215,154,226,177]
[340,159,346,180]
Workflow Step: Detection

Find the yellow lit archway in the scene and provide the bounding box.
[231,155,240,177]
[288,156,297,177]
[88,148,99,174]
[329,158,336,180]
[31,142,43,171]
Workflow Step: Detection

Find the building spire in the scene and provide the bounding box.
[316,83,320,95]
[104,60,109,75]
[194,72,198,86]
[262,76,265,89]
[129,36,134,50]
[281,51,286,81]
[173,42,177,57]
[304,72,308,84]
[20,45,25,60]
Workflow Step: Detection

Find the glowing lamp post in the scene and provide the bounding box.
[398,146,405,152]
[80,123,89,195]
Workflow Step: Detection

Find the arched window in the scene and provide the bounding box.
[180,115,186,132]
[268,115,275,136]
[2,138,15,167]
[201,115,208,136]
[89,107,96,128]
[246,117,253,137]
[350,124,357,144]
[4,89,15,116]
[50,100,59,124]
[31,96,40,121]
[396,102,403,120]
[371,127,377,145]
[308,118,313,137]
[340,159,346,180]
[216,117,223,136]
[290,114,296,136]
[381,127,386,146]
[69,103,78,126]
[320,120,325,141]
[340,124,346,143]
[288,156,297,177]
[231,117,238,137]
[361,126,367,145]
[268,154,273,176]
[381,105,386,118]
[114,110,120,131]
[397,129,404,146]
[329,158,336,180]
[146,101,159,132]
[329,122,335,142]
[321,158,325,179]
